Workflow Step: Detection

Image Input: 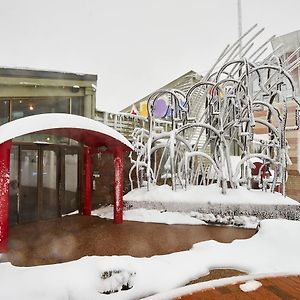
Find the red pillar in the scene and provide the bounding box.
[83,146,92,216]
[0,140,12,252]
[113,147,124,224]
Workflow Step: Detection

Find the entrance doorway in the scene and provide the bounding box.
[9,143,82,225]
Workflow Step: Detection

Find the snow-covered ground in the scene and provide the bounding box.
[92,206,260,228]
[239,279,262,292]
[124,184,299,205]
[92,206,206,225]
[0,219,299,300]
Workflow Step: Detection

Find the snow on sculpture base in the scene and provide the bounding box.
[124,185,300,222]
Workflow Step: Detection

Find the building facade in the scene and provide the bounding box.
[0,68,97,224]
[272,31,300,202]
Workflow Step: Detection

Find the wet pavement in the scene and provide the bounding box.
[6,214,255,267]
[176,275,300,299]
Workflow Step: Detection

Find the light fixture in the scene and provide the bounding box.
[71,85,80,93]
[29,104,34,111]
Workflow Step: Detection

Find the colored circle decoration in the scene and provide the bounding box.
[153,98,169,118]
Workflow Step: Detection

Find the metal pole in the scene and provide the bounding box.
[238,0,242,58]
[0,140,12,252]
[83,146,92,216]
[113,147,124,224]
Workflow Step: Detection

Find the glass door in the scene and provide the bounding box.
[40,148,59,220]
[9,143,82,224]
[9,145,19,225]
[19,147,39,223]
[61,148,80,215]
[18,145,60,222]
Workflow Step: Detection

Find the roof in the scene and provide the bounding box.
[271,30,300,54]
[121,70,202,113]
[0,113,133,152]
[0,67,97,82]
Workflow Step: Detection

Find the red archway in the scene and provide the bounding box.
[0,113,133,252]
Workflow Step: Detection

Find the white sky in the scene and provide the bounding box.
[0,0,300,112]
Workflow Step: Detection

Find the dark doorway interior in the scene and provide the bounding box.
[9,143,82,225]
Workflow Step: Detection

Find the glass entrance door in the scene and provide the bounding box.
[19,147,39,223]
[40,149,59,220]
[9,145,19,225]
[18,145,59,222]
[9,143,82,224]
[61,148,80,215]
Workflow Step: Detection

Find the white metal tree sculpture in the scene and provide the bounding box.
[129,25,300,197]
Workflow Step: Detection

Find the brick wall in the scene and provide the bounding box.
[285,130,300,202]
[253,101,300,203]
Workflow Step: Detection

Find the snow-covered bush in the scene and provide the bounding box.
[99,269,136,294]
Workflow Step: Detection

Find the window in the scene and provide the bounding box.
[71,97,84,116]
[12,98,69,120]
[0,99,9,125]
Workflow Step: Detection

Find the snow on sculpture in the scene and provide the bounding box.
[129,25,300,196]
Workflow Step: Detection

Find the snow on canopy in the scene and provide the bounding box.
[0,113,133,151]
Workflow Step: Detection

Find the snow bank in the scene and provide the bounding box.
[0,219,299,299]
[92,206,206,225]
[143,273,284,300]
[124,184,299,205]
[239,280,262,292]
[92,206,259,228]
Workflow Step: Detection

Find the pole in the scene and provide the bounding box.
[0,140,12,252]
[83,146,92,215]
[113,147,124,224]
[238,0,243,58]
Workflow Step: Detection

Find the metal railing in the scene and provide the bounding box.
[95,110,172,140]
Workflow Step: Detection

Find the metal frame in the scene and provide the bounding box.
[9,142,82,224]
[129,26,300,196]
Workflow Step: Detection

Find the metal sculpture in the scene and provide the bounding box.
[129,25,300,196]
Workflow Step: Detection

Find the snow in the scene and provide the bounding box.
[253,133,270,142]
[124,184,299,205]
[0,219,299,299]
[62,210,79,217]
[239,280,262,292]
[92,206,259,228]
[0,113,133,150]
[143,273,281,300]
[92,206,206,225]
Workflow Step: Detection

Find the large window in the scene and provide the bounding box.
[1,97,84,145]
[1,97,84,123]
[0,99,9,125]
[71,97,84,116]
[12,97,69,120]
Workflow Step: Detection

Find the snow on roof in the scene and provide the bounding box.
[0,113,133,151]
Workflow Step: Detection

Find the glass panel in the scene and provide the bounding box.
[14,133,71,145]
[12,97,69,120]
[19,149,38,223]
[9,146,19,225]
[41,150,58,219]
[62,153,78,214]
[71,97,84,116]
[0,100,9,125]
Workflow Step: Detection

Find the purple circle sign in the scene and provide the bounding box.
[153,98,168,118]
